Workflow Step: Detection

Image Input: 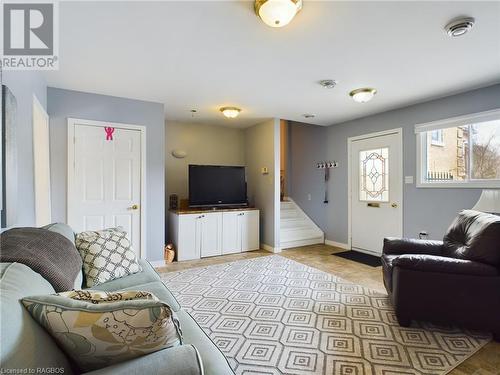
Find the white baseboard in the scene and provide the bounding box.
[261,243,282,253]
[281,237,324,250]
[325,239,350,250]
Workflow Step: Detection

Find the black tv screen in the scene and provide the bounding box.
[189,165,247,207]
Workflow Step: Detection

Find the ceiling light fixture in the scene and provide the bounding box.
[255,0,302,28]
[445,17,475,37]
[220,107,241,118]
[319,79,338,89]
[349,88,377,103]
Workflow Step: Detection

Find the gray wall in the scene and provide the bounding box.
[326,84,500,243]
[245,119,280,248]
[287,121,328,232]
[2,71,47,226]
[166,121,245,199]
[47,88,165,261]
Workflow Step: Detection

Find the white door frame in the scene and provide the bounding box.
[33,94,52,226]
[347,128,403,253]
[67,118,147,258]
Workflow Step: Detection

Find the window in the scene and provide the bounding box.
[359,147,389,202]
[430,129,444,146]
[416,109,500,188]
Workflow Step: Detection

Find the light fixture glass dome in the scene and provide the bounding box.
[220,107,241,118]
[349,88,377,103]
[255,0,302,28]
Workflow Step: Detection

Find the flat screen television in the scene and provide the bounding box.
[189,165,247,208]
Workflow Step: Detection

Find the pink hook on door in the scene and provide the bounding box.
[104,127,115,141]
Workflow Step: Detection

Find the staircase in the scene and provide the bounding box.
[280,198,324,249]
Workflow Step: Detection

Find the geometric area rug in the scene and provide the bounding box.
[160,255,491,375]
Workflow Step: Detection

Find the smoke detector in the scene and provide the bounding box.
[445,17,475,37]
[319,79,338,89]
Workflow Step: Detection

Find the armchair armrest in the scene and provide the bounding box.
[383,237,444,256]
[85,345,203,375]
[392,254,499,276]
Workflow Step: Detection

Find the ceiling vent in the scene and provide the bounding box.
[319,79,337,89]
[445,17,475,37]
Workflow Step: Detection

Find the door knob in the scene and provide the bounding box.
[391,203,398,208]
[130,204,139,210]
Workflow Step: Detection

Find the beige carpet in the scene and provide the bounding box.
[160,255,490,375]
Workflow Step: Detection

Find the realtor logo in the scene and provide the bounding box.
[1,1,59,70]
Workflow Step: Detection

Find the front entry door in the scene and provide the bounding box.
[68,121,143,256]
[350,131,402,255]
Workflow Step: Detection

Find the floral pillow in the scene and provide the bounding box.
[75,227,142,287]
[22,290,182,372]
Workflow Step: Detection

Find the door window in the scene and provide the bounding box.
[359,147,389,202]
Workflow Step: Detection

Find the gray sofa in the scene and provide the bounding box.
[0,223,234,375]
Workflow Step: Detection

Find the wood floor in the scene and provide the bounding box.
[155,244,500,375]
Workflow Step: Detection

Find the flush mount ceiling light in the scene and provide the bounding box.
[220,107,241,118]
[445,17,475,37]
[255,0,302,28]
[319,79,338,89]
[349,88,377,103]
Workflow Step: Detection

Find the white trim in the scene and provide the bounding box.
[67,118,147,259]
[32,94,52,226]
[416,115,500,189]
[261,243,282,253]
[325,239,349,250]
[281,237,324,250]
[351,247,382,257]
[273,119,281,249]
[347,128,403,251]
[414,108,500,133]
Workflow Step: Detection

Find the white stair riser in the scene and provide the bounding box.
[281,237,325,249]
[281,210,300,219]
[281,229,323,242]
[280,198,324,249]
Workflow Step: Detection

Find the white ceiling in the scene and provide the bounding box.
[44,1,500,127]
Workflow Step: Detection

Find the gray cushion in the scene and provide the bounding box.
[0,228,82,292]
[114,281,181,312]
[89,259,159,291]
[0,263,73,373]
[176,310,234,375]
[84,345,203,375]
[45,223,83,289]
[43,223,76,245]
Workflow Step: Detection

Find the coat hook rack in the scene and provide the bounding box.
[316,161,338,169]
[317,161,338,204]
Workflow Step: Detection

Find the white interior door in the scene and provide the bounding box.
[350,131,402,255]
[69,121,143,256]
[33,96,52,226]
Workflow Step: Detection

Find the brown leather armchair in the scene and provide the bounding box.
[382,209,500,340]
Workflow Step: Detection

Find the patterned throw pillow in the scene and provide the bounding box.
[76,227,142,287]
[22,290,182,372]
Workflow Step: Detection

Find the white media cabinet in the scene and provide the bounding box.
[168,207,260,261]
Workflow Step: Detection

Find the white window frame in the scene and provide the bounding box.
[430,129,444,146]
[415,108,500,188]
